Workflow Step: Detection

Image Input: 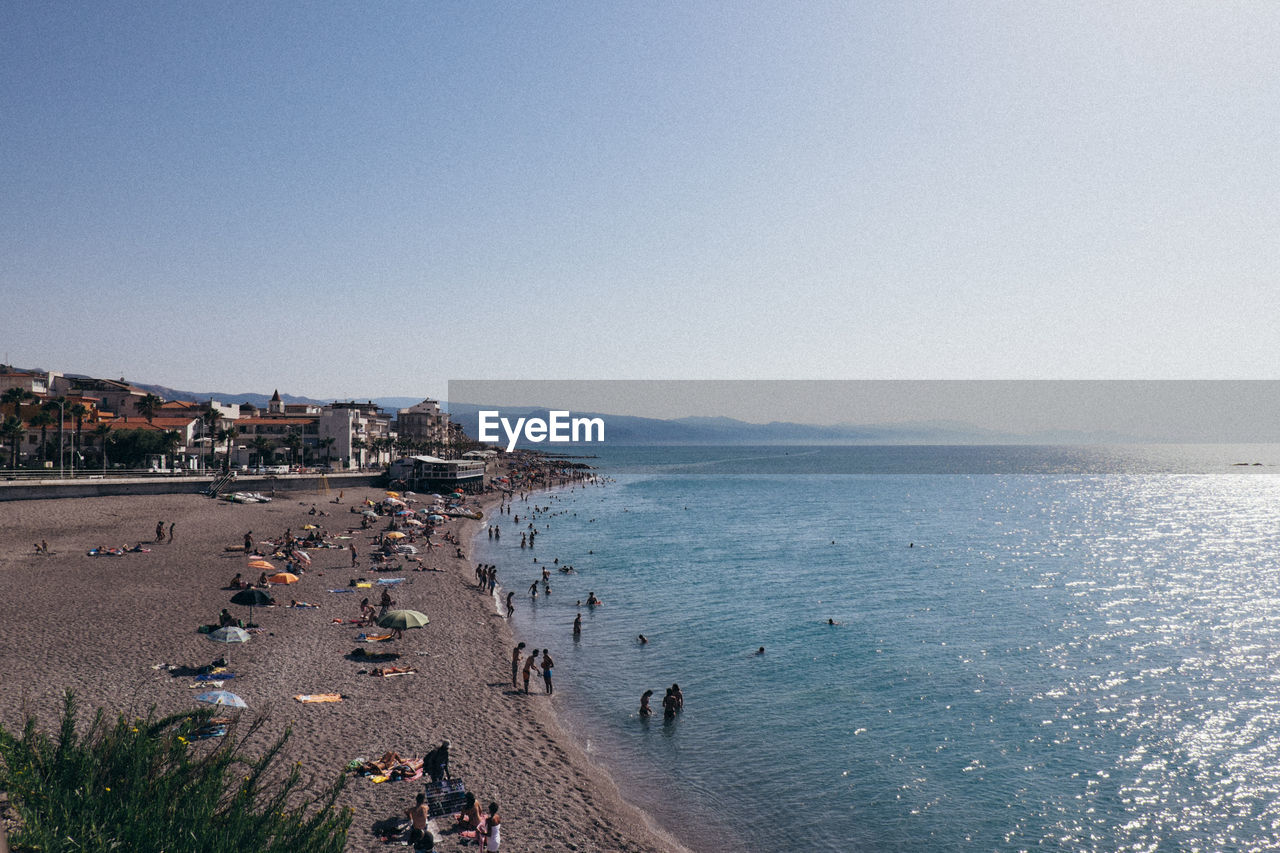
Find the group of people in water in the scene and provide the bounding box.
[638,684,684,720]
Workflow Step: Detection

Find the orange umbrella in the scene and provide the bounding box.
[268,572,299,584]
[248,559,274,570]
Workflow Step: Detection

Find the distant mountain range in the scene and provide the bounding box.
[444,403,1141,446]
[128,381,424,413]
[18,371,1143,444]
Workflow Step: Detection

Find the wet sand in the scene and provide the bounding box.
[0,489,688,852]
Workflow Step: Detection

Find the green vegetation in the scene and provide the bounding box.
[0,692,350,853]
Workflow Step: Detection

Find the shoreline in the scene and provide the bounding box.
[0,484,690,852]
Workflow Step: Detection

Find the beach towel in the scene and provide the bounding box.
[329,588,357,594]
[376,578,405,584]
[189,681,224,688]
[294,693,343,703]
[357,633,394,642]
[195,673,235,681]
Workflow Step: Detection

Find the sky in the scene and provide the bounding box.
[3,3,1279,406]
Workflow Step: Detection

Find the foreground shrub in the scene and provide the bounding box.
[0,691,351,853]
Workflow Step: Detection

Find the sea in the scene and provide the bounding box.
[472,445,1280,852]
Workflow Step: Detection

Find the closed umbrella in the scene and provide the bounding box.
[195,690,247,709]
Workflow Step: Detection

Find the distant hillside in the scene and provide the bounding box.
[130,382,328,409]
[445,403,1139,445]
[128,384,424,412]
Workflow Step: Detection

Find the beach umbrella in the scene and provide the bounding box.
[427,514,444,523]
[377,609,429,631]
[291,549,312,566]
[206,626,250,664]
[385,491,400,498]
[394,509,414,516]
[405,518,424,527]
[384,531,406,540]
[268,572,299,584]
[248,559,274,570]
[195,690,247,709]
[362,509,378,517]
[231,587,273,623]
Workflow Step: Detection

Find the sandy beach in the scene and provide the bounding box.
[0,487,688,852]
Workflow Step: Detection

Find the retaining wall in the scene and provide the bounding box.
[0,472,384,502]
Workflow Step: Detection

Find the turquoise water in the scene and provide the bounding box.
[475,446,1280,851]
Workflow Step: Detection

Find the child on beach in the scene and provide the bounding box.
[522,649,540,694]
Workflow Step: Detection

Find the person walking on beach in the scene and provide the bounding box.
[156,520,165,542]
[168,521,175,542]
[511,642,525,689]
[505,591,515,618]
[522,649,540,694]
[350,543,358,567]
[378,588,394,618]
[541,650,554,694]
[244,531,253,552]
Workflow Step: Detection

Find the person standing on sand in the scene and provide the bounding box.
[511,642,525,689]
[522,649,540,694]
[505,591,515,618]
[244,531,253,551]
[156,520,165,542]
[350,543,358,567]
[541,650,554,694]
[478,801,501,851]
[168,521,175,542]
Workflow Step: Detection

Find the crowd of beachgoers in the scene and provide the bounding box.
[0,456,686,852]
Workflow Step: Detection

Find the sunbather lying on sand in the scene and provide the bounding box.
[371,665,416,676]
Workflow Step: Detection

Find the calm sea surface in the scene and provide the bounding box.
[474,445,1280,851]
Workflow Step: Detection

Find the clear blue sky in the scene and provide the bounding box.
[3,3,1277,401]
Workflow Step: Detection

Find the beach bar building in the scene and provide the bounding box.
[389,455,485,493]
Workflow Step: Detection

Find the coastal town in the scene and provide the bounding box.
[0,364,483,479]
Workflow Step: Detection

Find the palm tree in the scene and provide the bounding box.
[29,409,54,462]
[200,407,219,468]
[284,429,303,469]
[137,393,162,423]
[222,426,239,471]
[251,436,274,468]
[352,436,367,469]
[161,430,182,469]
[44,396,66,472]
[319,436,335,467]
[68,402,87,473]
[1,415,24,469]
[2,387,32,417]
[91,423,113,472]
